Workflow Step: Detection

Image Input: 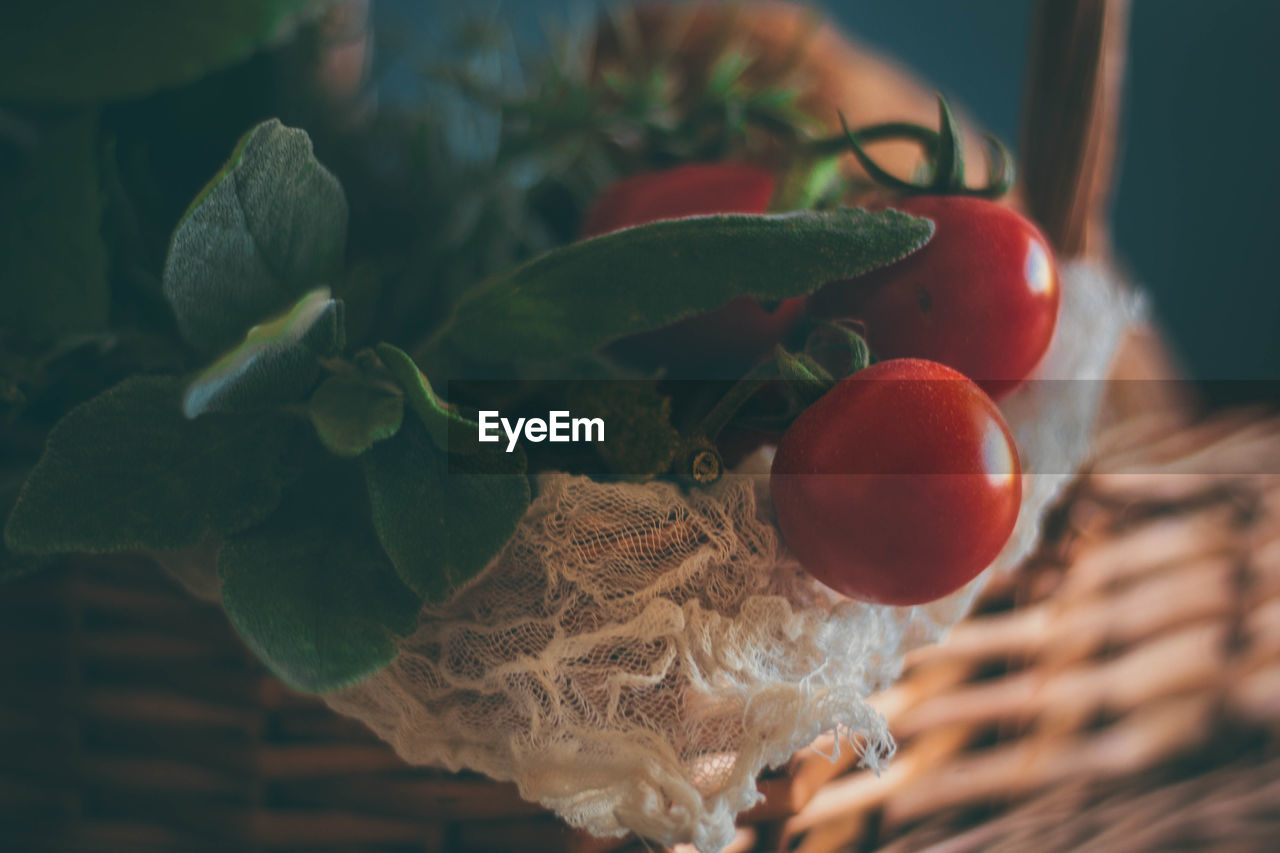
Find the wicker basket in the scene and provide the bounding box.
[4,1,1278,851]
[6,406,1276,853]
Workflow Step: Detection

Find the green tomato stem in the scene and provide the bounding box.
[835,95,1015,199]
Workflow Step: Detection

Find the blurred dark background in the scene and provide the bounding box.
[378,0,1280,398]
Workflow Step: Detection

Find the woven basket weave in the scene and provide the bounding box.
[4,1,1278,851]
[4,408,1277,852]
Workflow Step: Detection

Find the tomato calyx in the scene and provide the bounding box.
[665,322,872,485]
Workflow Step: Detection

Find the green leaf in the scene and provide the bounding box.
[566,381,679,478]
[0,1,330,104]
[429,207,933,365]
[773,152,845,212]
[219,469,420,693]
[803,322,871,379]
[163,119,348,355]
[0,537,53,583]
[0,111,109,338]
[774,348,835,408]
[362,419,529,603]
[4,376,296,554]
[308,374,404,458]
[374,343,476,454]
[182,288,344,418]
[0,471,57,582]
[706,52,753,98]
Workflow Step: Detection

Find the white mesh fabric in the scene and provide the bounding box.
[324,260,1136,852]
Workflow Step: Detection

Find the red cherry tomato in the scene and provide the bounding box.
[770,358,1021,606]
[808,196,1059,399]
[582,163,806,375]
[581,163,778,237]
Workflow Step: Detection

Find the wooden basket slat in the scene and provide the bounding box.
[1021,0,1130,259]
[34,825,227,853]
[240,810,445,847]
[269,708,390,741]
[254,743,410,777]
[76,663,274,706]
[452,815,618,853]
[74,727,263,776]
[78,687,265,730]
[76,756,250,796]
[270,776,544,820]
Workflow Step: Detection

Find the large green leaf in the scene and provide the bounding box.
[219,471,420,693]
[428,207,933,365]
[0,471,57,582]
[182,288,345,417]
[0,1,330,104]
[0,111,109,338]
[163,119,348,355]
[362,418,529,603]
[4,376,296,554]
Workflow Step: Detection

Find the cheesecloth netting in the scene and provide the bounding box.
[324,260,1137,852]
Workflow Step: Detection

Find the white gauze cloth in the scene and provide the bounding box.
[324,260,1138,852]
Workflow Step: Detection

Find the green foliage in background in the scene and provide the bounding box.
[0,0,331,103]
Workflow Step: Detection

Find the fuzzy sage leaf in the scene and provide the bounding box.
[362,418,530,603]
[183,288,345,418]
[4,377,297,554]
[218,466,420,693]
[163,119,348,355]
[427,206,932,365]
[0,474,58,582]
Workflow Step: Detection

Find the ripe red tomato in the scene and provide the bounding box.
[581,163,778,238]
[770,358,1021,606]
[581,163,806,375]
[808,196,1059,399]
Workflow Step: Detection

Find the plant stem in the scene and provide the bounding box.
[696,359,781,440]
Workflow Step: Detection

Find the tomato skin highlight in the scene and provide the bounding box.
[808,196,1060,399]
[770,358,1021,606]
[581,163,806,374]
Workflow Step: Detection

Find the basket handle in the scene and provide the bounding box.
[1020,0,1131,259]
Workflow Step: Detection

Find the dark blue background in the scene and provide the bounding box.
[376,0,1280,388]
